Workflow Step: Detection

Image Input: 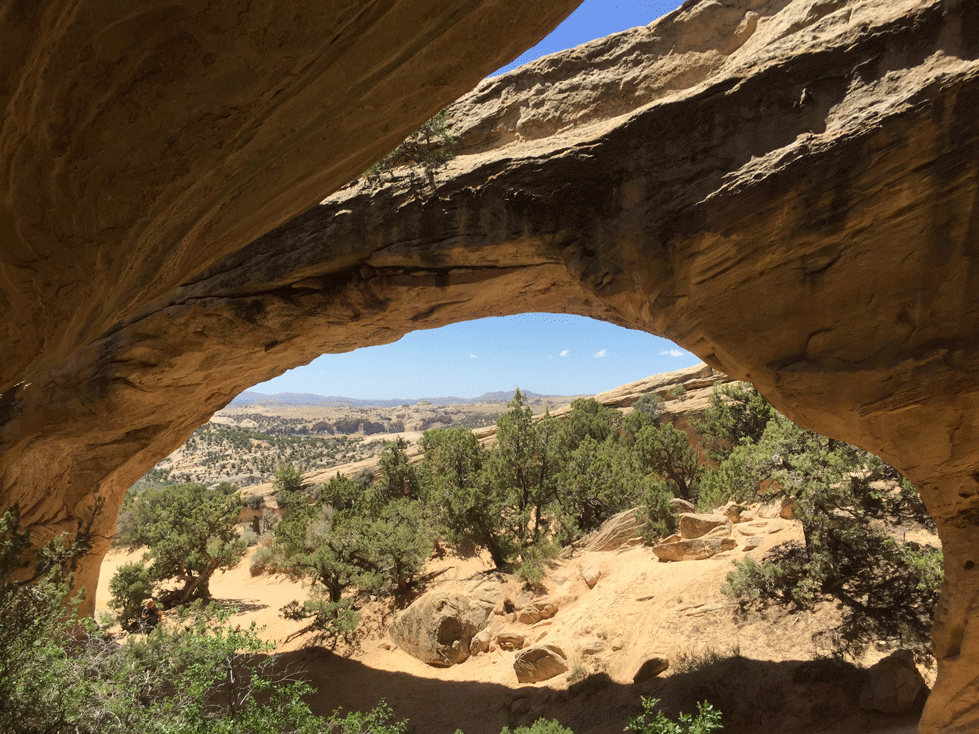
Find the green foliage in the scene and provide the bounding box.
[365,109,457,183]
[635,423,701,501]
[420,426,506,566]
[694,383,776,462]
[556,437,646,539]
[326,699,410,734]
[626,697,724,734]
[107,559,154,627]
[320,473,361,512]
[641,475,677,542]
[280,597,361,644]
[370,437,421,506]
[498,720,575,734]
[274,460,306,498]
[486,392,561,550]
[111,482,246,608]
[717,413,943,656]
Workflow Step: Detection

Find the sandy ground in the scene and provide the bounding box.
[95,515,927,734]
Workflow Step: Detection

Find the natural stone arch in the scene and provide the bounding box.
[2,1,979,732]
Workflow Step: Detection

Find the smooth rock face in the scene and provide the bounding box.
[389,591,491,667]
[3,1,979,730]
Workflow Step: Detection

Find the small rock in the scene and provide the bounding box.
[779,499,798,520]
[633,654,670,683]
[611,637,623,651]
[742,536,764,551]
[717,501,746,523]
[580,562,602,589]
[496,630,527,651]
[514,644,569,683]
[578,637,606,656]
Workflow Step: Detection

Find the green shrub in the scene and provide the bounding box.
[499,719,576,734]
[626,697,723,734]
[107,559,154,628]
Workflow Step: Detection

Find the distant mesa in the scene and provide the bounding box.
[231,388,571,408]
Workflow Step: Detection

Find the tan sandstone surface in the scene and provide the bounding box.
[4,1,979,730]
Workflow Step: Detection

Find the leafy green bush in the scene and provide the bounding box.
[365,109,457,182]
[107,559,154,628]
[626,697,723,734]
[498,719,575,734]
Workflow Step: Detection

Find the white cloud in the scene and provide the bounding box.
[594,349,607,358]
[660,349,687,358]
[469,353,478,359]
[560,349,570,357]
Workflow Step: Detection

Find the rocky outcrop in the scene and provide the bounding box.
[3,1,979,730]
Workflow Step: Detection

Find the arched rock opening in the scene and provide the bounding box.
[2,1,979,732]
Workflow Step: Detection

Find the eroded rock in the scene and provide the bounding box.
[652,537,738,562]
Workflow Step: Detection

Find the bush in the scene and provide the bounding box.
[498,720,575,734]
[107,559,154,628]
[626,697,724,734]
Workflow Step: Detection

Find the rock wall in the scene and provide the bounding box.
[2,0,979,731]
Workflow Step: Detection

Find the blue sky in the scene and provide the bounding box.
[254,0,693,400]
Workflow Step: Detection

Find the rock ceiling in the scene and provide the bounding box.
[2,1,979,731]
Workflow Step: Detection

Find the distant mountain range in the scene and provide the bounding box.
[230,389,570,408]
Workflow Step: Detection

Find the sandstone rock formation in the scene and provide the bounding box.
[3,0,979,730]
[0,0,579,606]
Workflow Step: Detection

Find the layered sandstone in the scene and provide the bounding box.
[2,0,979,731]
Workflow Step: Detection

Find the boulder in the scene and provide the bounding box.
[678,513,732,539]
[517,600,558,625]
[514,644,569,683]
[742,536,764,552]
[389,591,491,667]
[652,537,738,562]
[859,650,929,714]
[582,508,644,552]
[633,654,670,683]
